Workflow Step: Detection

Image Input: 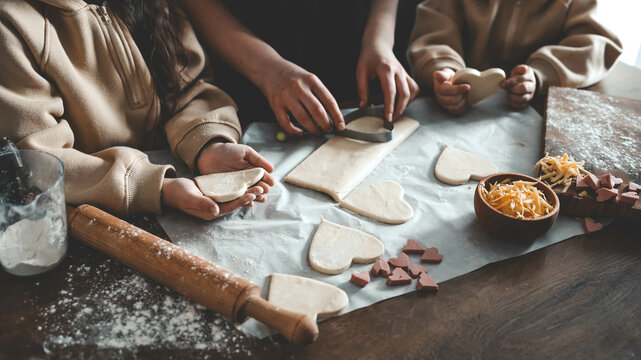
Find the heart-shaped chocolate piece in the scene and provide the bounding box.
[417,272,439,291]
[421,247,443,264]
[583,217,603,233]
[403,238,425,254]
[371,258,391,277]
[386,268,412,286]
[452,67,506,105]
[434,145,498,185]
[309,218,384,275]
[409,263,427,278]
[340,180,413,224]
[195,167,265,202]
[268,273,349,321]
[350,271,370,288]
[388,252,410,270]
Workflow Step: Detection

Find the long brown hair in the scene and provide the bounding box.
[108,0,188,121]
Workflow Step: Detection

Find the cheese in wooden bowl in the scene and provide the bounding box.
[474,173,560,239]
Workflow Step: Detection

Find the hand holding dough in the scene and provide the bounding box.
[268,273,349,321]
[434,145,498,185]
[195,168,265,202]
[340,180,413,224]
[453,68,506,105]
[308,217,384,275]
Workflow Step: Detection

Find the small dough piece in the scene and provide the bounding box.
[308,218,384,275]
[340,180,413,224]
[434,145,498,185]
[195,168,265,202]
[268,273,348,321]
[452,68,506,105]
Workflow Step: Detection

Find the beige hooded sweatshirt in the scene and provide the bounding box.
[0,0,242,217]
[409,0,622,95]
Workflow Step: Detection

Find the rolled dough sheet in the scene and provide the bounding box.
[340,180,413,224]
[284,116,420,201]
[308,217,384,275]
[434,145,498,185]
[195,168,265,202]
[268,273,349,321]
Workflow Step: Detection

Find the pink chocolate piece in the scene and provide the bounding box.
[575,174,590,190]
[627,182,641,192]
[596,188,618,202]
[389,253,410,270]
[409,263,427,278]
[614,177,623,187]
[584,174,600,191]
[617,191,640,206]
[350,271,370,288]
[403,238,425,254]
[386,268,412,286]
[416,273,439,291]
[583,217,603,233]
[421,247,443,264]
[371,258,391,278]
[600,174,616,189]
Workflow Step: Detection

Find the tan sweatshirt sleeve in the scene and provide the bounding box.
[527,0,622,95]
[0,22,174,217]
[408,0,467,90]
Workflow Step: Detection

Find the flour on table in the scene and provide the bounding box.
[308,217,384,275]
[340,180,413,224]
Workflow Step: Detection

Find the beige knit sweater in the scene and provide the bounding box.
[409,0,622,95]
[0,0,242,216]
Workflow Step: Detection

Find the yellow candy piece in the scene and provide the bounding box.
[276,131,287,142]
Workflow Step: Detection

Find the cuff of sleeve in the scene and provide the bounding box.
[417,58,466,91]
[528,58,561,96]
[175,122,241,173]
[126,157,176,216]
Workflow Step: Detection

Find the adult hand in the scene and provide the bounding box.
[259,61,345,135]
[356,46,419,122]
[500,65,536,110]
[433,68,470,115]
[197,141,275,201]
[161,177,261,220]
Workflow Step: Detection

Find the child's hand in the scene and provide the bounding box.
[433,68,470,115]
[500,65,536,110]
[197,141,275,198]
[161,177,261,220]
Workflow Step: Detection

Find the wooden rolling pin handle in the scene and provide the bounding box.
[241,295,319,345]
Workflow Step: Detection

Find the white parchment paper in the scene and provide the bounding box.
[154,93,585,338]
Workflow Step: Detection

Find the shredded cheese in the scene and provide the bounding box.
[482,179,554,219]
[534,153,590,192]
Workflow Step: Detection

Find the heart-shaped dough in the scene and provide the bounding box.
[309,218,384,275]
[340,180,413,224]
[195,168,265,202]
[453,68,506,105]
[434,145,498,185]
[268,273,348,321]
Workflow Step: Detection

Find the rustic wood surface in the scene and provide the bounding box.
[1,62,641,359]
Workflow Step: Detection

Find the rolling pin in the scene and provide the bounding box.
[66,204,318,345]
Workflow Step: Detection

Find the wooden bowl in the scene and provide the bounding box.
[474,173,560,239]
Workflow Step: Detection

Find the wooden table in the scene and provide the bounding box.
[2,63,640,360]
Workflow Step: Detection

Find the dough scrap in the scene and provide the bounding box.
[339,180,413,224]
[453,68,506,105]
[268,273,349,321]
[285,116,420,202]
[308,217,384,275]
[434,145,498,185]
[194,168,265,202]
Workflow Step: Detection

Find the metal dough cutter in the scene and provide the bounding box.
[335,106,393,143]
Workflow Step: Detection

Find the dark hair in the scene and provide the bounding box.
[108,0,188,122]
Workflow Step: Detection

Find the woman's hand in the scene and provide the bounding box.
[196,141,275,198]
[356,45,419,122]
[500,65,536,110]
[161,177,261,220]
[259,60,345,136]
[433,68,470,115]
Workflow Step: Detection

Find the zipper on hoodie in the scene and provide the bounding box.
[98,5,145,107]
[503,0,522,62]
